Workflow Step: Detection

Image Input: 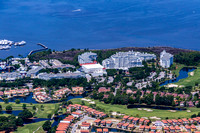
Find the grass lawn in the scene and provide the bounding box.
[0,102,59,118]
[15,121,45,133]
[176,67,200,87]
[172,63,185,77]
[34,103,59,118]
[70,98,200,120]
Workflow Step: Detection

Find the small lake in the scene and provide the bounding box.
[127,104,186,111]
[52,114,66,127]
[160,67,196,86]
[0,93,85,104]
[0,110,22,116]
[24,118,50,124]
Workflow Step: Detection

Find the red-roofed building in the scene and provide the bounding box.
[80,130,90,133]
[178,119,183,125]
[139,125,145,131]
[161,120,168,126]
[191,125,196,131]
[182,118,189,124]
[145,126,150,132]
[185,125,191,132]
[103,128,109,133]
[117,123,123,128]
[151,126,156,132]
[128,124,135,130]
[169,126,175,132]
[144,119,150,125]
[56,131,65,133]
[139,118,145,125]
[172,119,178,125]
[80,122,91,130]
[128,117,134,122]
[56,123,69,131]
[123,115,129,121]
[74,104,82,110]
[98,87,110,93]
[164,127,169,132]
[167,120,172,124]
[94,119,101,126]
[81,105,89,111]
[72,87,84,94]
[71,112,82,118]
[133,118,139,124]
[0,91,3,96]
[97,128,103,133]
[175,125,181,132]
[106,121,112,127]
[101,121,106,127]
[122,123,129,130]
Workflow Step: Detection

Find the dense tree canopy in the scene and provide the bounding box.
[33,77,88,88]
[18,109,33,120]
[42,120,51,131]
[0,115,17,132]
[174,52,200,66]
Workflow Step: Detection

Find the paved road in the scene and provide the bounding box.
[71,115,96,133]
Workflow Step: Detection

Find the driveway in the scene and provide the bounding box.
[71,115,96,133]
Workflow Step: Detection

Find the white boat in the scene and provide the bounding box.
[0,45,11,50]
[0,39,14,45]
[14,40,26,46]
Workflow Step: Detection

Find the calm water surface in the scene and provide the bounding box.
[1,0,200,58]
[0,93,84,103]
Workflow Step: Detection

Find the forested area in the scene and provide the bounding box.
[174,52,200,66]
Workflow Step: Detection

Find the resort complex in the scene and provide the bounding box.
[78,52,97,65]
[102,51,156,70]
[0,47,200,133]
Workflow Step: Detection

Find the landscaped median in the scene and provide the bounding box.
[70,98,200,120]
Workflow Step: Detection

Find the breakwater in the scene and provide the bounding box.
[28,43,48,56]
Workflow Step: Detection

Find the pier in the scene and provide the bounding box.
[28,43,48,56]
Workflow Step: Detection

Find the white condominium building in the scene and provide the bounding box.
[78,52,97,64]
[160,50,173,68]
[102,51,156,70]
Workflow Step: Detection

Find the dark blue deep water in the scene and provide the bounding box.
[0,110,22,116]
[0,93,84,103]
[0,0,200,58]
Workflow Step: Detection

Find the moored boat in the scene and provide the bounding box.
[14,40,26,46]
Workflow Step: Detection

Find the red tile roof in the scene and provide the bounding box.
[80,130,90,133]
[170,126,175,130]
[106,121,112,124]
[94,119,101,123]
[151,126,156,130]
[175,125,180,130]
[139,125,145,129]
[128,124,135,128]
[123,115,129,119]
[103,128,109,132]
[122,123,129,127]
[97,128,102,132]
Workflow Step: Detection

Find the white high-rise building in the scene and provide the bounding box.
[160,50,173,68]
[102,51,156,70]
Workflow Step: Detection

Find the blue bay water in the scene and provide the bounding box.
[0,0,200,58]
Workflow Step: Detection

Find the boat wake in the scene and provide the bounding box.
[72,9,81,12]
